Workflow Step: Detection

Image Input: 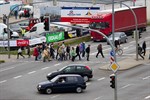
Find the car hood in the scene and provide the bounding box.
[12,31,19,37]
[38,81,52,85]
[47,71,59,76]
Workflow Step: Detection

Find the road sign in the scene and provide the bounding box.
[109,62,120,72]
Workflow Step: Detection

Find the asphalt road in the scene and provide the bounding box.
[0,27,150,100]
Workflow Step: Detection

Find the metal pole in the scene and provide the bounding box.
[7,17,10,58]
[120,1,122,8]
[121,3,138,60]
[112,0,117,100]
[145,0,146,6]
[133,0,135,6]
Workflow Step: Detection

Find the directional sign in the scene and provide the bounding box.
[109,62,120,72]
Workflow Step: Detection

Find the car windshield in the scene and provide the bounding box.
[109,33,121,38]
[89,22,109,29]
[50,76,59,82]
[58,66,68,71]
[10,24,20,28]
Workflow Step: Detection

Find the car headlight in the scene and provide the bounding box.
[47,73,51,76]
[38,85,41,88]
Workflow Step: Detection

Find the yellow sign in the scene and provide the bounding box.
[110,62,120,72]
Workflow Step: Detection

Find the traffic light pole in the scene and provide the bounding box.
[112,0,117,100]
[7,17,10,58]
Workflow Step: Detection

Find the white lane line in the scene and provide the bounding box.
[94,96,102,100]
[121,84,132,89]
[13,75,22,79]
[54,63,61,66]
[145,95,150,99]
[86,82,91,86]
[98,77,105,81]
[0,67,15,72]
[51,95,60,99]
[28,71,36,74]
[0,80,7,84]
[41,67,49,70]
[124,46,129,49]
[143,76,150,80]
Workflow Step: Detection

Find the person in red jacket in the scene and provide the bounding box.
[33,45,39,61]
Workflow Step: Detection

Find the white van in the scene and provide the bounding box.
[24,22,76,38]
[24,23,45,38]
[0,23,19,40]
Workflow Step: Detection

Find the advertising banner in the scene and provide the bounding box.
[16,40,29,47]
[46,32,64,43]
[61,7,100,24]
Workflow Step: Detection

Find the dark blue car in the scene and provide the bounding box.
[37,74,86,94]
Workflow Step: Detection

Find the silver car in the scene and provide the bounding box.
[107,32,128,44]
[10,23,22,33]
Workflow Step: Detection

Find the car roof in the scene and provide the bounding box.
[57,74,81,77]
[68,64,86,66]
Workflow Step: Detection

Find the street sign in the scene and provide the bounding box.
[109,62,120,73]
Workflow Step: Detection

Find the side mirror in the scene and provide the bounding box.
[3,28,7,33]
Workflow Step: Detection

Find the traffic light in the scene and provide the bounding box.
[110,74,115,89]
[44,17,49,31]
[139,32,142,39]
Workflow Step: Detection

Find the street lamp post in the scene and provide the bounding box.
[120,2,138,61]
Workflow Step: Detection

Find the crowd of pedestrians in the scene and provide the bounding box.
[17,41,149,62]
[21,41,93,62]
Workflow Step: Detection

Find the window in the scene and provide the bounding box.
[30,27,37,32]
[89,22,109,29]
[63,66,75,72]
[67,76,78,82]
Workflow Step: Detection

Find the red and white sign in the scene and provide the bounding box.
[16,40,29,47]
[61,7,100,24]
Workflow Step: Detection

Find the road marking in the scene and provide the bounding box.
[28,71,36,74]
[13,75,22,79]
[0,80,7,84]
[86,82,91,86]
[94,96,102,100]
[51,95,60,99]
[54,63,61,66]
[143,76,150,80]
[41,67,49,70]
[0,67,15,72]
[121,84,132,89]
[124,46,129,49]
[145,95,150,99]
[98,77,105,81]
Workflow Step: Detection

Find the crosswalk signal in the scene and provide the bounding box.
[110,74,115,89]
[44,17,49,31]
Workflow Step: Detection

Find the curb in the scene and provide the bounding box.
[99,57,150,71]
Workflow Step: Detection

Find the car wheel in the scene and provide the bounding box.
[46,88,52,94]
[83,76,89,82]
[76,87,82,93]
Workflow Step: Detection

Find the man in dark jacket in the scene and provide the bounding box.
[75,44,81,60]
[96,43,104,58]
[142,41,146,56]
[86,45,90,61]
[138,44,144,60]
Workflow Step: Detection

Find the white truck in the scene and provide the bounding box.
[24,22,76,38]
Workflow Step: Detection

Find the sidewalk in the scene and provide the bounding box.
[0,16,28,24]
[99,53,150,71]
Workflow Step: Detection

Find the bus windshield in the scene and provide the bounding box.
[89,22,109,29]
